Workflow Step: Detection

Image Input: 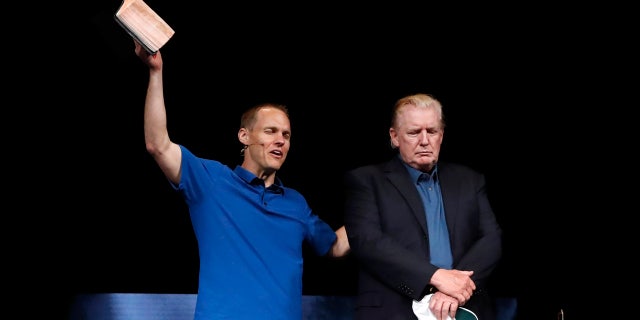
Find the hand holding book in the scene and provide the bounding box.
[114,0,175,54]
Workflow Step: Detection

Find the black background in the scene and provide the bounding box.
[14,1,631,319]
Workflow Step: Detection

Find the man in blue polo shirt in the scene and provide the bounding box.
[133,41,350,320]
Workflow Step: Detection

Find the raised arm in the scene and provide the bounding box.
[134,41,182,184]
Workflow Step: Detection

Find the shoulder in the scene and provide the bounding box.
[439,161,478,173]
[347,157,399,176]
[438,162,485,181]
[343,159,405,189]
[280,185,309,203]
[179,144,228,172]
[282,185,304,197]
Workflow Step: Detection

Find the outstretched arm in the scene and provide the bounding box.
[134,40,182,184]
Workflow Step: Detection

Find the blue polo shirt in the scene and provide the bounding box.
[174,145,337,320]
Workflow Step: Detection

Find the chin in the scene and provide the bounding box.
[269,162,284,171]
[416,157,435,164]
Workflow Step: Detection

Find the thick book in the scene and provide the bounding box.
[114,0,175,54]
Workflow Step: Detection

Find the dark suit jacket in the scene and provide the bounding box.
[343,156,502,320]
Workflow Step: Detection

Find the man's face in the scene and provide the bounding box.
[243,107,291,174]
[389,105,443,172]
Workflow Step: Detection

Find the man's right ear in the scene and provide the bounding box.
[238,128,248,143]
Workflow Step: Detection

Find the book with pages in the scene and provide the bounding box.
[114,0,175,54]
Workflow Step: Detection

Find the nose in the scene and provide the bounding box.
[274,133,286,146]
[419,131,430,145]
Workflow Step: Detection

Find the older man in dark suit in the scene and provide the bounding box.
[343,93,502,320]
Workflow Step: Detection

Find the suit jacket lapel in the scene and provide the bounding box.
[384,157,429,236]
[438,163,460,232]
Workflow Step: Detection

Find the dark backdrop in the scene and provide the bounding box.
[17,1,629,319]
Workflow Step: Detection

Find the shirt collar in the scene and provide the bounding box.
[234,165,285,193]
[399,155,439,184]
